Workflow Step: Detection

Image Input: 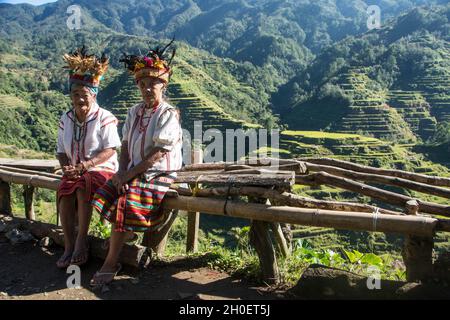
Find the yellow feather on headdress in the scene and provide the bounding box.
[63,46,109,78]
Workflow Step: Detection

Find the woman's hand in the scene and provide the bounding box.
[112,171,129,195]
[63,165,80,180]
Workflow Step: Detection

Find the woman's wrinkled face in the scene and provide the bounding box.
[138,77,166,106]
[70,85,96,115]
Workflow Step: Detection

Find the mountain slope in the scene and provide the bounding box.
[272,4,450,142]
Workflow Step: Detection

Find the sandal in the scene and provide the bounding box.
[56,252,73,269]
[90,263,122,288]
[70,242,90,266]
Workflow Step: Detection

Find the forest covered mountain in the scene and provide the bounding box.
[0,0,448,167]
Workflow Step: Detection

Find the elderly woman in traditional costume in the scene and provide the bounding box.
[56,46,121,268]
[90,41,183,286]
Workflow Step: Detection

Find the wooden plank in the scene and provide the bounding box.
[0,158,60,172]
[176,171,295,190]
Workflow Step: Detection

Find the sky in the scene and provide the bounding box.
[0,0,58,5]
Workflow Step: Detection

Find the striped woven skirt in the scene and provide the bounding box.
[91,173,176,233]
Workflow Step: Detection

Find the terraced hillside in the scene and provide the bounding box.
[410,35,450,123]
[99,69,260,139]
[333,68,416,142]
[387,90,437,141]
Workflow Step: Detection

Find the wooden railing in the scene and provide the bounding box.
[0,157,449,284]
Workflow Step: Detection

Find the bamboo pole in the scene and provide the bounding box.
[305,162,450,199]
[0,165,61,179]
[0,169,60,191]
[296,172,450,217]
[301,157,450,187]
[163,196,438,237]
[175,185,404,216]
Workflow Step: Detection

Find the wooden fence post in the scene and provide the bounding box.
[0,180,12,216]
[249,197,280,285]
[145,209,179,258]
[23,185,35,221]
[402,200,434,282]
[186,148,202,253]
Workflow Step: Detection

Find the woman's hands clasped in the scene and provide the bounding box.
[112,171,130,195]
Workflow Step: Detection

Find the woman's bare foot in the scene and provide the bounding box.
[70,238,90,266]
[56,251,73,269]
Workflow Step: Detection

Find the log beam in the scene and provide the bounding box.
[296,172,450,217]
[163,196,438,237]
[301,157,450,187]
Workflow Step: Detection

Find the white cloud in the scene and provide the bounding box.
[0,0,58,6]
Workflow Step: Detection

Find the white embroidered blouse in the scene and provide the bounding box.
[122,101,183,179]
[57,102,122,173]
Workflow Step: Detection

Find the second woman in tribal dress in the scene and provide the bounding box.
[91,42,182,286]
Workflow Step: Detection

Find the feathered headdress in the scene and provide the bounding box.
[63,45,109,92]
[120,39,176,83]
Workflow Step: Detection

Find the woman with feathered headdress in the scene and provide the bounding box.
[55,46,121,269]
[90,40,183,286]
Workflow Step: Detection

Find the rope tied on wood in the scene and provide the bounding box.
[192,174,204,197]
[223,176,236,216]
[373,207,380,232]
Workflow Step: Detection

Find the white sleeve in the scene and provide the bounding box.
[152,109,181,151]
[121,108,132,143]
[56,116,65,154]
[101,115,121,149]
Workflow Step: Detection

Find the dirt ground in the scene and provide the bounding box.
[0,236,286,300]
[2,234,450,301]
